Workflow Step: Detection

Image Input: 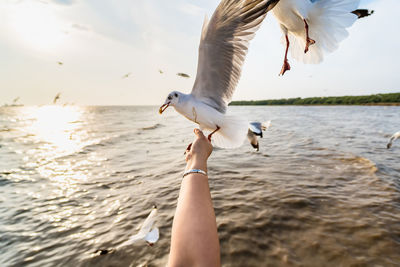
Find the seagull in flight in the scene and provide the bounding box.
[247,121,271,151]
[53,93,61,104]
[176,73,190,78]
[159,69,164,74]
[122,72,132,79]
[57,61,63,65]
[159,0,279,149]
[272,0,369,75]
[95,205,159,255]
[387,132,400,149]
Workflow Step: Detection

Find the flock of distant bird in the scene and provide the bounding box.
[121,71,191,79]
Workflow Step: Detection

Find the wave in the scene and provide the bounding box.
[336,155,378,174]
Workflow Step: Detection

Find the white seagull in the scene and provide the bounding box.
[159,0,279,149]
[272,0,362,75]
[387,131,400,149]
[247,121,271,151]
[95,205,159,255]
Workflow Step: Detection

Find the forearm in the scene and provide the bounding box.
[168,158,220,267]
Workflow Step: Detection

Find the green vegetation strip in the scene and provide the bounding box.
[230,93,400,106]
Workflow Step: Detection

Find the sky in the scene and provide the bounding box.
[0,0,399,105]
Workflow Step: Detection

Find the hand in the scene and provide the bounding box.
[185,129,213,167]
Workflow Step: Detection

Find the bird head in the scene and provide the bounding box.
[159,91,181,114]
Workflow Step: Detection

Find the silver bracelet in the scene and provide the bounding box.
[183,169,207,178]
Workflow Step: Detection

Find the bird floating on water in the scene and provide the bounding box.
[95,205,159,255]
[159,0,279,149]
[272,0,370,75]
[387,132,400,149]
[53,93,61,104]
[176,73,190,78]
[247,121,271,151]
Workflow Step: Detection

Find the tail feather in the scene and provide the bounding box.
[288,0,360,64]
[211,115,248,149]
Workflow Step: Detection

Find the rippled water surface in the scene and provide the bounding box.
[0,105,399,266]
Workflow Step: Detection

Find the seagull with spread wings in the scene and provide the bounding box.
[95,205,159,255]
[159,0,279,149]
[272,0,372,75]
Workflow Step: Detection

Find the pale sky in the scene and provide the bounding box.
[0,0,398,105]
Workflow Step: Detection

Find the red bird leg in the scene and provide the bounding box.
[303,19,315,53]
[207,126,220,141]
[280,34,291,76]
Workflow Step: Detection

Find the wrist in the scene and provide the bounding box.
[186,157,207,172]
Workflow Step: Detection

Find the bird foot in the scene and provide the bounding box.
[207,126,221,141]
[279,59,291,76]
[304,38,315,53]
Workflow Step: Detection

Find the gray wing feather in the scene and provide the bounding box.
[191,0,279,113]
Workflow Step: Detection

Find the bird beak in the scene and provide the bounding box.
[159,102,170,114]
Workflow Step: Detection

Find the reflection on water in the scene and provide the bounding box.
[0,105,399,266]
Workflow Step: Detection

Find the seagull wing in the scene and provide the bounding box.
[249,122,262,135]
[137,208,158,236]
[115,208,158,249]
[191,0,279,114]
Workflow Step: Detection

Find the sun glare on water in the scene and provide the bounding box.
[27,105,84,155]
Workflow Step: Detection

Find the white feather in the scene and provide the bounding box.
[116,207,159,249]
[273,0,360,64]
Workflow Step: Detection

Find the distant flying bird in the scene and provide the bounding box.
[159,0,279,149]
[159,69,164,74]
[53,93,61,104]
[122,72,132,79]
[95,205,159,255]
[12,97,20,104]
[176,73,190,78]
[387,132,400,149]
[272,0,367,75]
[57,61,63,65]
[351,9,374,19]
[247,121,271,151]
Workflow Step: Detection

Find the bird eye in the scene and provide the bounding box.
[174,93,178,97]
[167,96,172,100]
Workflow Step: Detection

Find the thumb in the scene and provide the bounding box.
[194,128,205,138]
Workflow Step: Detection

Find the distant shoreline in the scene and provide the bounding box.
[230,92,400,106]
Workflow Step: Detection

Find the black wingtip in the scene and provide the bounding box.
[352,9,374,19]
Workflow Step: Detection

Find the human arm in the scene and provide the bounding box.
[168,129,220,267]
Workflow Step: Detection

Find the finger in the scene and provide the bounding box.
[194,128,205,138]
